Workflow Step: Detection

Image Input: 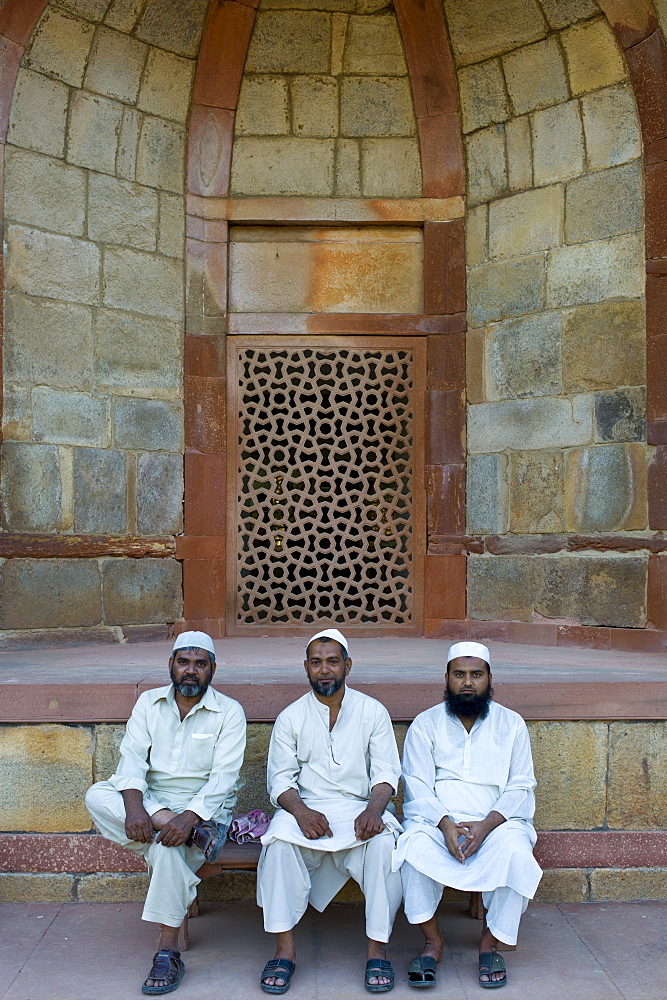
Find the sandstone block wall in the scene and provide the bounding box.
[449,0,649,627]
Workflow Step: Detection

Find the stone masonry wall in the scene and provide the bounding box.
[447,0,650,627]
[231,1,421,198]
[1,0,211,638]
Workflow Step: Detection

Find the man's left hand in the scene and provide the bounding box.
[354,807,385,841]
[457,819,492,859]
[156,810,199,847]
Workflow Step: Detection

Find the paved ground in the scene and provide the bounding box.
[2,900,664,1000]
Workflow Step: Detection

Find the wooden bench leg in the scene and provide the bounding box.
[468,891,484,920]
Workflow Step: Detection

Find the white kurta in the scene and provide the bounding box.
[258,687,403,938]
[393,701,542,906]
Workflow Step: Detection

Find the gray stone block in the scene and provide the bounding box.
[466,453,509,534]
[546,233,644,309]
[231,137,335,196]
[0,559,103,629]
[566,161,643,244]
[581,85,642,170]
[32,388,109,447]
[3,385,32,442]
[105,0,146,32]
[458,59,508,133]
[536,553,647,627]
[341,77,415,136]
[532,100,584,186]
[5,226,101,306]
[73,448,126,533]
[102,557,182,624]
[343,14,407,75]
[468,394,593,453]
[468,554,536,621]
[58,0,112,17]
[84,26,147,103]
[135,0,208,57]
[137,49,194,124]
[88,173,158,251]
[24,7,95,88]
[465,124,507,206]
[135,115,185,193]
[562,300,645,391]
[510,450,565,533]
[137,453,184,534]
[467,255,545,325]
[158,193,185,259]
[103,248,183,321]
[113,398,183,452]
[7,69,69,158]
[565,443,646,531]
[93,308,181,391]
[4,294,93,389]
[4,148,86,237]
[360,138,421,197]
[67,91,123,175]
[1,442,61,532]
[246,11,331,73]
[117,106,140,181]
[503,37,568,115]
[486,311,562,400]
[595,387,646,443]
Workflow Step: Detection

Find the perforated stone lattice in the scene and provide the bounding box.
[234,347,415,626]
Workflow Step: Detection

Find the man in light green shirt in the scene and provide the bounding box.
[86,630,246,995]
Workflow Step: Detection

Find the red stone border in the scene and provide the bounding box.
[0,533,175,558]
[425,618,667,652]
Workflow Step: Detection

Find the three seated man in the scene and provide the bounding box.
[86,630,541,994]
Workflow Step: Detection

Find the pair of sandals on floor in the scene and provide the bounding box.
[259,950,507,993]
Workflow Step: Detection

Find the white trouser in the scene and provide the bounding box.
[86,780,206,928]
[401,861,529,946]
[257,835,402,942]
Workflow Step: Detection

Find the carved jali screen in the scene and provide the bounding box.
[227,338,425,633]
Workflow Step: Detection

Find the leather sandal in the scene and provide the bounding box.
[365,958,395,993]
[260,958,295,994]
[186,819,225,862]
[408,955,437,988]
[478,951,506,989]
[141,949,185,995]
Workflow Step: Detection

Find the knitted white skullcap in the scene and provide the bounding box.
[306,628,349,658]
[172,630,215,657]
[446,641,490,666]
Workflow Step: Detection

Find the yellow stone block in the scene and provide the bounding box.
[562,17,627,95]
[93,724,125,782]
[533,868,588,903]
[590,868,667,901]
[78,873,149,902]
[0,873,74,903]
[607,722,667,829]
[199,872,257,902]
[0,724,93,832]
[137,49,195,124]
[529,721,607,830]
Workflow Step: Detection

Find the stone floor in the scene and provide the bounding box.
[2,900,664,999]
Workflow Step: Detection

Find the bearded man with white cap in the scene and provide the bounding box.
[257,628,403,995]
[392,641,542,991]
[85,630,246,995]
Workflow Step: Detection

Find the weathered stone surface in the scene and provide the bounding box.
[137,453,184,534]
[466,205,487,266]
[465,124,507,205]
[565,444,647,532]
[102,557,182,624]
[6,226,100,306]
[503,37,568,114]
[466,453,509,534]
[291,76,338,136]
[458,59,508,133]
[103,248,183,321]
[236,76,290,135]
[466,328,486,403]
[113,398,182,452]
[135,0,208,58]
[468,554,535,620]
[334,138,361,196]
[93,724,125,781]
[32,388,108,448]
[360,138,421,197]
[3,385,32,442]
[467,255,544,325]
[546,233,645,308]
[0,724,93,832]
[486,311,562,399]
[88,173,158,251]
[5,148,86,237]
[137,48,194,124]
[510,450,565,532]
[445,0,547,65]
[539,0,598,28]
[535,553,648,627]
[67,91,123,175]
[607,722,667,829]
[117,106,140,181]
[562,17,627,95]
[529,721,607,829]
[5,294,93,389]
[0,559,102,629]
[468,395,592,452]
[489,185,563,259]
[343,14,406,75]
[8,69,69,157]
[581,85,642,170]
[595,387,646,443]
[59,0,111,17]
[198,872,257,903]
[105,0,145,31]
[533,869,588,903]
[231,137,335,196]
[73,448,126,533]
[84,26,147,104]
[25,8,94,87]
[565,162,643,243]
[0,874,74,903]
[532,100,585,185]
[505,115,532,191]
[78,872,150,901]
[340,77,415,136]
[246,11,331,73]
[561,300,646,391]
[590,869,667,901]
[136,116,185,193]
[94,309,181,390]
[158,192,184,259]
[1,442,61,532]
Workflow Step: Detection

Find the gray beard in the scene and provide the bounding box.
[174,680,209,698]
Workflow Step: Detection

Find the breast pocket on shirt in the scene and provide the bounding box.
[189,733,215,771]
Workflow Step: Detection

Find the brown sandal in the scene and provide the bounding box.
[186,819,225,861]
[141,949,185,995]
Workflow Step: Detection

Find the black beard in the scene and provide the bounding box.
[309,676,344,697]
[444,683,493,720]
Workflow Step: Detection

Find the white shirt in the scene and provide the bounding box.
[402,701,536,827]
[108,684,246,826]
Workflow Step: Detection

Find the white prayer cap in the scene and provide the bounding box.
[446,641,490,666]
[306,628,349,658]
[172,630,216,657]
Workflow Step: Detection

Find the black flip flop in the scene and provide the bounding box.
[479,951,506,989]
[408,955,437,988]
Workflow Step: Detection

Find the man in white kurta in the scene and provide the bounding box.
[86,631,246,995]
[257,629,403,994]
[393,641,541,989]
